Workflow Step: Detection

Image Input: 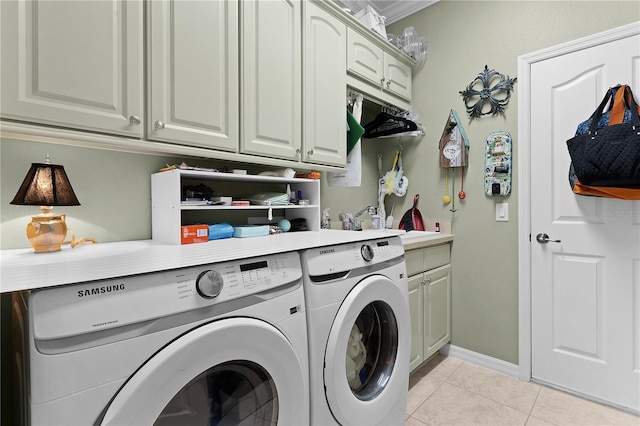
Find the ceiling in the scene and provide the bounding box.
[333,0,438,24]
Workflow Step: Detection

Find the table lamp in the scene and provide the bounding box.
[10,155,80,253]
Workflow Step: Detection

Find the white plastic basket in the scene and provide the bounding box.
[353,6,386,38]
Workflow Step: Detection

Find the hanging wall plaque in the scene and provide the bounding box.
[460,65,517,119]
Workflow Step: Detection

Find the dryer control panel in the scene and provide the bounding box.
[30,251,302,341]
[302,236,404,277]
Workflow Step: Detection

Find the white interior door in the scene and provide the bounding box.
[528,27,640,412]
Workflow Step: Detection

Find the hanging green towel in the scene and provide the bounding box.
[347,110,365,155]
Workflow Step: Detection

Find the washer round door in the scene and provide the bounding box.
[98,318,307,425]
[324,274,410,425]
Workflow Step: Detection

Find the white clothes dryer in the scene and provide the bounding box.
[300,236,410,426]
[12,251,309,426]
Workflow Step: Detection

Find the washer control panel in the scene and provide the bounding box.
[31,251,302,340]
[302,236,404,277]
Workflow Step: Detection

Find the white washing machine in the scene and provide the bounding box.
[12,251,309,426]
[300,236,410,426]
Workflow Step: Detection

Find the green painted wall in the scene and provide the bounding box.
[384,1,639,364]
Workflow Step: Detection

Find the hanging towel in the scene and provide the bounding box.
[328,96,363,187]
[347,110,364,155]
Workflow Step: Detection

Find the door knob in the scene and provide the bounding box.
[536,233,561,244]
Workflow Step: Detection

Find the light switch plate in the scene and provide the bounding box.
[496,202,509,222]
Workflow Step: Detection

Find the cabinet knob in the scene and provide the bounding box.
[296,148,301,155]
[380,77,386,86]
[307,149,314,156]
[154,120,165,130]
[129,115,141,126]
[386,80,391,88]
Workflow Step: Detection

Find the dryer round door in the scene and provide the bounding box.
[324,274,410,425]
[98,318,307,425]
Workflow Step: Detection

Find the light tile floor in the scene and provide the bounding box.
[406,354,640,426]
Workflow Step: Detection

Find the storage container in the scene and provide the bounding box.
[353,6,386,38]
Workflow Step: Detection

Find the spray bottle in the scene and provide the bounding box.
[321,208,331,229]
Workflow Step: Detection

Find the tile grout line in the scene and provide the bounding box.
[523,383,560,426]
[406,357,464,421]
[441,362,549,424]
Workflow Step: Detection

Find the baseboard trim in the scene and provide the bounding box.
[439,344,521,379]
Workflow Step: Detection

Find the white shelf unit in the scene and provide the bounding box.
[152,169,320,244]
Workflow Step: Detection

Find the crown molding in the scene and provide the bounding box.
[332,1,438,25]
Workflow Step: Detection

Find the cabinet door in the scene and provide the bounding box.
[424,264,451,359]
[384,54,412,101]
[241,0,301,160]
[148,0,239,151]
[0,0,143,137]
[303,3,347,167]
[408,273,425,372]
[347,28,384,87]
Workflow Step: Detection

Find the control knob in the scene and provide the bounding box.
[360,244,374,262]
[196,270,224,298]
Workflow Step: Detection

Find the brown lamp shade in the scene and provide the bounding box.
[10,163,80,206]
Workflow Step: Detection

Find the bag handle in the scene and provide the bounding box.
[589,85,640,133]
[621,87,640,127]
[587,89,615,133]
[609,85,640,125]
[605,85,620,113]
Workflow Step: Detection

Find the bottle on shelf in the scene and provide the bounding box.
[321,208,331,229]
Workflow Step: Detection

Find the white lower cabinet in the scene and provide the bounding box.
[407,244,452,372]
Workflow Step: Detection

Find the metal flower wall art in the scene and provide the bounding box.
[460,65,517,119]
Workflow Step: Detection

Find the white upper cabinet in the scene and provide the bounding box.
[0,0,143,137]
[347,27,413,105]
[303,2,347,167]
[241,0,302,160]
[147,0,239,151]
[347,29,385,87]
[2,0,395,170]
[384,55,412,100]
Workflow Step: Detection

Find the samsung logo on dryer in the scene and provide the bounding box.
[319,248,336,255]
[78,283,125,298]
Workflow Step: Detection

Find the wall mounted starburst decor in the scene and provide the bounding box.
[460,65,517,119]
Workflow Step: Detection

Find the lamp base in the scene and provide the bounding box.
[27,212,67,253]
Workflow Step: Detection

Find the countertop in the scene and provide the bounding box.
[0,229,452,293]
